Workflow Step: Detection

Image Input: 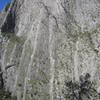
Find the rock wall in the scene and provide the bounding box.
[0,0,100,100]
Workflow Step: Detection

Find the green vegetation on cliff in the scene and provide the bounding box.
[0,86,17,100]
[63,73,99,100]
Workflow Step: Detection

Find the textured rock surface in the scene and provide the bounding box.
[0,0,100,100]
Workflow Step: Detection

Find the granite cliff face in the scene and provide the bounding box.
[0,0,100,100]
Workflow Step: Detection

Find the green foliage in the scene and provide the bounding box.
[1,32,23,43]
[5,3,10,12]
[0,88,17,100]
[63,73,99,100]
[0,73,17,100]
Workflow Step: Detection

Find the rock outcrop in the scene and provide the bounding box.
[0,0,100,100]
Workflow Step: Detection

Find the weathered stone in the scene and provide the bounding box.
[0,0,100,100]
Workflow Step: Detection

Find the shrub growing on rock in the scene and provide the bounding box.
[63,73,99,100]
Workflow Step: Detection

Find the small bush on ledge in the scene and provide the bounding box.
[5,3,10,12]
[63,73,99,100]
[0,67,17,100]
[1,32,22,43]
[0,87,17,100]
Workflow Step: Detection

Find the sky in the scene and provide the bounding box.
[0,0,11,12]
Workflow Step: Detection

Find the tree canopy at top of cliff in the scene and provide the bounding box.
[0,0,11,12]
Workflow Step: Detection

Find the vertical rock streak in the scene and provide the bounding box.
[10,44,16,64]
[2,40,9,70]
[49,18,55,100]
[74,40,79,82]
[13,40,27,95]
[22,9,42,100]
[90,55,96,80]
[13,16,40,95]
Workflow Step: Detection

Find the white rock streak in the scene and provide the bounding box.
[90,54,96,81]
[22,9,42,100]
[49,18,55,100]
[2,40,9,71]
[74,40,79,82]
[10,44,16,64]
[13,40,27,95]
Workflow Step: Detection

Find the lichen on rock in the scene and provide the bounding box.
[0,0,100,100]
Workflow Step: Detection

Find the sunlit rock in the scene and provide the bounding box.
[0,0,100,100]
